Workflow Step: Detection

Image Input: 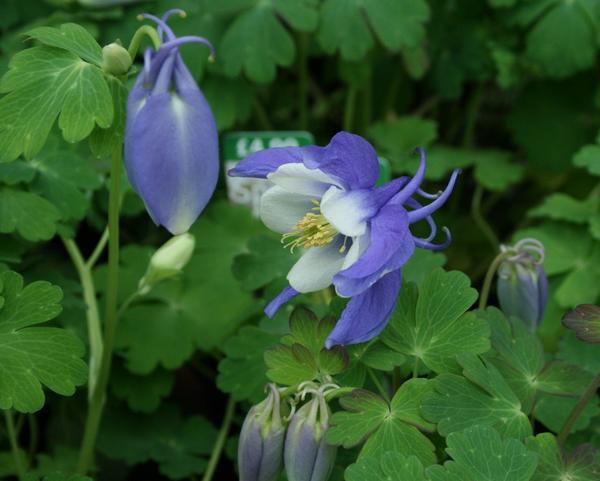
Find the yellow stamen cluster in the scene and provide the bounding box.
[282,202,338,252]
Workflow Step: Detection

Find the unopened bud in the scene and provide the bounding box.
[497,238,548,330]
[238,384,286,481]
[139,233,195,293]
[284,392,336,481]
[101,42,132,76]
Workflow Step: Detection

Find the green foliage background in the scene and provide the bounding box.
[0,0,599,480]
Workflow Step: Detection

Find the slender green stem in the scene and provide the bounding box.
[343,86,357,132]
[62,237,103,399]
[254,98,273,131]
[201,398,236,481]
[361,74,372,135]
[325,387,355,401]
[557,373,600,445]
[479,251,513,310]
[367,368,389,402]
[4,410,25,481]
[28,413,38,462]
[127,25,162,59]
[77,146,122,475]
[471,184,500,251]
[86,227,109,270]
[297,32,309,130]
[412,357,420,379]
[116,291,140,319]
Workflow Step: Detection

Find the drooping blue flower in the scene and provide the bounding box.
[229,132,459,347]
[125,10,219,235]
[497,238,548,331]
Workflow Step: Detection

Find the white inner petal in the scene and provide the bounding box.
[287,241,346,293]
[260,186,314,234]
[341,232,370,270]
[320,186,373,237]
[267,163,341,197]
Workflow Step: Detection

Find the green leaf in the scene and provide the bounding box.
[445,425,538,481]
[346,452,426,481]
[232,234,299,291]
[26,23,103,65]
[523,0,600,78]
[527,433,600,481]
[574,144,600,176]
[563,304,600,343]
[422,354,531,439]
[482,308,591,410]
[359,342,406,372]
[318,0,430,61]
[473,150,524,191]
[28,144,102,221]
[401,249,447,286]
[265,343,319,385]
[0,188,61,241]
[558,331,600,373]
[89,76,127,158]
[534,394,600,434]
[368,117,438,174]
[110,364,174,413]
[0,45,113,161]
[0,271,87,412]
[529,194,598,225]
[217,326,279,403]
[327,379,437,466]
[98,404,218,479]
[220,7,297,83]
[382,268,487,373]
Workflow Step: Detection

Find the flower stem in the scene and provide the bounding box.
[343,86,357,132]
[77,146,122,475]
[367,368,389,402]
[412,356,420,379]
[201,398,236,481]
[127,25,162,59]
[86,227,109,270]
[4,410,25,481]
[297,32,309,130]
[254,98,273,131]
[61,237,103,399]
[557,372,600,445]
[479,250,513,310]
[471,184,500,251]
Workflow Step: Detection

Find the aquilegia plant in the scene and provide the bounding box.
[125,9,219,235]
[230,131,459,346]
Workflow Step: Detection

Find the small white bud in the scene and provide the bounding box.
[139,233,195,294]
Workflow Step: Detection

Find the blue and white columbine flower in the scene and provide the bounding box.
[229,132,459,347]
[125,10,218,235]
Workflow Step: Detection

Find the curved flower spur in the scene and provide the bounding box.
[229,132,460,347]
[125,10,219,235]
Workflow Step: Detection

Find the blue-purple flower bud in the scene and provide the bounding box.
[238,384,286,481]
[125,11,219,235]
[284,392,337,481]
[497,238,548,330]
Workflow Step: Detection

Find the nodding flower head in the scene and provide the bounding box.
[497,238,548,331]
[229,131,459,347]
[125,9,219,235]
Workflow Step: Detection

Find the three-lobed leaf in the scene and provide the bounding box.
[0,271,87,412]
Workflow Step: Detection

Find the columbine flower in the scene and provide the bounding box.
[125,10,219,235]
[229,132,459,347]
[497,238,548,330]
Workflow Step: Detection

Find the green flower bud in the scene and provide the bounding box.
[101,42,132,76]
[139,233,195,293]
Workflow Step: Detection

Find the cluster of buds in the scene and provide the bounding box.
[238,383,337,481]
[496,238,548,331]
